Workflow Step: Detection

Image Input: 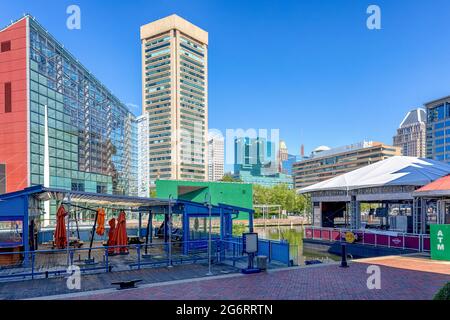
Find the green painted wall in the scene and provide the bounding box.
[431,224,450,261]
[156,180,253,220]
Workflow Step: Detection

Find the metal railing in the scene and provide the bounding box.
[227,236,292,265]
[0,238,249,282]
[304,226,431,252]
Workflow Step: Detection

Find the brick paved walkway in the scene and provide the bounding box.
[46,259,449,300]
[0,263,239,300]
[356,255,450,275]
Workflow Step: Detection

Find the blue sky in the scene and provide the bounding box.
[2,0,450,157]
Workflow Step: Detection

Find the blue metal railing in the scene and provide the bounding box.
[228,236,291,265]
[0,237,291,282]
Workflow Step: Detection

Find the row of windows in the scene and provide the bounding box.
[181,103,205,115]
[180,61,204,75]
[180,67,205,80]
[150,149,171,156]
[146,103,171,112]
[145,78,170,88]
[145,66,171,77]
[181,73,205,87]
[145,59,170,71]
[434,146,450,153]
[146,96,171,106]
[149,143,171,150]
[180,79,204,92]
[180,96,205,108]
[181,107,205,119]
[150,138,170,144]
[181,114,204,123]
[145,72,171,82]
[145,42,170,53]
[148,114,170,122]
[180,54,204,69]
[149,126,171,133]
[145,48,171,59]
[180,36,204,53]
[145,54,171,66]
[145,89,171,100]
[180,43,204,58]
[146,107,171,116]
[145,36,170,48]
[180,85,204,97]
[428,103,450,123]
[149,156,172,161]
[149,132,171,139]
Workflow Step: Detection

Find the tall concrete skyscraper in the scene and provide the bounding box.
[208,132,224,181]
[140,15,208,183]
[393,108,426,157]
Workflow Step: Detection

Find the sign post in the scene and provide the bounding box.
[241,232,261,274]
[430,224,450,261]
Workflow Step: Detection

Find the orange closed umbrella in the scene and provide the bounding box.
[107,218,116,255]
[54,205,67,249]
[95,208,106,236]
[114,211,128,255]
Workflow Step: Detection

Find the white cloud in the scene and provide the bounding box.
[126,103,141,115]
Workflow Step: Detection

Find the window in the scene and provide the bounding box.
[0,219,22,244]
[0,164,5,194]
[96,184,107,194]
[4,82,11,113]
[0,41,11,52]
[71,180,84,192]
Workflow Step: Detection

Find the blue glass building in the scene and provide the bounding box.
[426,96,450,163]
[233,137,293,188]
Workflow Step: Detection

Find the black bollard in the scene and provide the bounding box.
[340,243,349,268]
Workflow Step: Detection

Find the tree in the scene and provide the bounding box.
[252,183,307,215]
[220,173,242,182]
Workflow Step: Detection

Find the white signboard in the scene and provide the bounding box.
[243,233,258,254]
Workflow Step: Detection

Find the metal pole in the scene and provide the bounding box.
[67,193,71,266]
[145,210,152,254]
[168,195,173,268]
[340,243,349,268]
[206,193,213,276]
[264,207,266,229]
[87,208,99,263]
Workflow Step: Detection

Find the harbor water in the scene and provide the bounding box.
[254,225,340,265]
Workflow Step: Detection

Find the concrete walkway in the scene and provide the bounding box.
[35,256,450,300]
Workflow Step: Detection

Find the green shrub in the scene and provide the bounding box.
[433,282,450,300]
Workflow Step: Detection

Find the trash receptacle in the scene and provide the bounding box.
[256,255,268,270]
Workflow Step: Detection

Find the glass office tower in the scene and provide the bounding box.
[425,96,450,163]
[0,15,137,196]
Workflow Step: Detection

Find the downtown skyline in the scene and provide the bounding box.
[2,1,450,157]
